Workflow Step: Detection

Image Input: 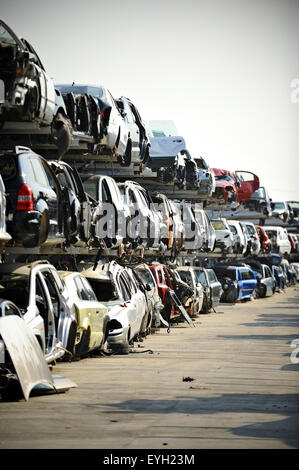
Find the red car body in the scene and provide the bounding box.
[288,233,297,253]
[211,168,260,204]
[211,168,238,203]
[255,225,271,253]
[149,264,182,320]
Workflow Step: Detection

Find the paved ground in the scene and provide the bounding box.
[0,286,299,449]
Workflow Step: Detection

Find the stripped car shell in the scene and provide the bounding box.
[58,271,109,357]
[243,260,276,297]
[0,261,77,363]
[134,263,163,327]
[118,180,163,249]
[116,96,150,165]
[80,261,147,354]
[49,160,92,246]
[56,83,129,162]
[213,264,258,302]
[194,157,215,197]
[211,218,234,254]
[227,220,247,255]
[175,267,204,316]
[82,174,129,249]
[190,267,223,313]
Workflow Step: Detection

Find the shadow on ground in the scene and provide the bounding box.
[85,393,299,448]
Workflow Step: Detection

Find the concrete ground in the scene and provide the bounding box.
[0,286,299,449]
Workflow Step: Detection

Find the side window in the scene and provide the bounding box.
[181,271,192,287]
[4,303,21,317]
[128,188,137,204]
[208,270,217,283]
[80,276,97,302]
[30,158,49,188]
[47,268,64,294]
[117,275,131,302]
[241,269,254,280]
[42,162,59,192]
[265,266,272,278]
[109,180,121,203]
[40,271,60,316]
[124,105,135,124]
[197,270,207,286]
[74,275,89,301]
[101,180,112,203]
[123,270,137,293]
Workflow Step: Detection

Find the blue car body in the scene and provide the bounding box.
[213,265,258,302]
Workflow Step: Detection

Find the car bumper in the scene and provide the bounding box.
[107,326,129,347]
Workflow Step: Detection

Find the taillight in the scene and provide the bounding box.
[16,184,34,211]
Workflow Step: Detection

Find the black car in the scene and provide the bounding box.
[0,146,65,247]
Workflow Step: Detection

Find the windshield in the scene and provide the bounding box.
[273,202,284,209]
[87,279,115,301]
[0,23,17,45]
[211,220,226,230]
[251,187,266,199]
[82,177,98,200]
[149,120,178,137]
[0,277,29,308]
[56,84,104,99]
[135,268,155,288]
[195,270,207,286]
[288,201,299,210]
[214,175,232,181]
[214,268,236,281]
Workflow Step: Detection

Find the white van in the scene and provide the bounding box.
[264,226,291,255]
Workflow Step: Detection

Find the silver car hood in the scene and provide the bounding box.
[0,316,55,401]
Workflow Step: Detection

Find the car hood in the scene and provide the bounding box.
[0,315,54,401]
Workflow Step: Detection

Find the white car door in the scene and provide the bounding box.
[106,90,128,155]
[123,102,140,160]
[116,272,140,338]
[124,269,146,330]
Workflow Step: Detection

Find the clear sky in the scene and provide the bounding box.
[1,0,299,202]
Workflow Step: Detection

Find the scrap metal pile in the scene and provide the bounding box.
[0,19,298,401]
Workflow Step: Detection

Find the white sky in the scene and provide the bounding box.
[1,0,299,202]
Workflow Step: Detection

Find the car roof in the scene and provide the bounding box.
[80,264,111,281]
[0,260,52,276]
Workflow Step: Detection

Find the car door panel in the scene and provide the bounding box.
[235,171,260,201]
